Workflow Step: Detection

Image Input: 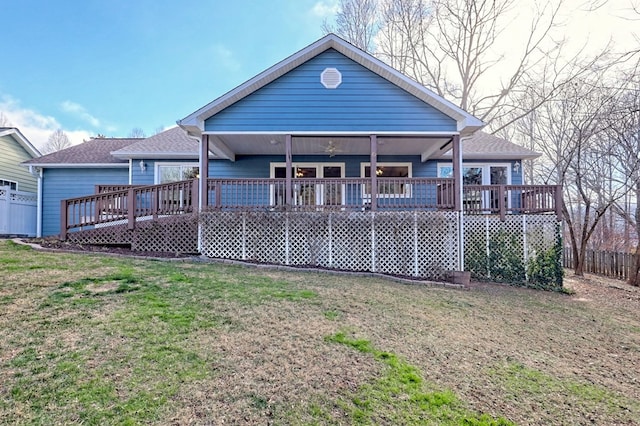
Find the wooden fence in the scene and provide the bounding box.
[563,247,637,281]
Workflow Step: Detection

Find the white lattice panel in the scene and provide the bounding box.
[373,212,416,276]
[463,214,560,283]
[200,210,461,280]
[244,212,287,265]
[200,212,245,259]
[330,212,375,272]
[288,212,330,266]
[415,211,459,279]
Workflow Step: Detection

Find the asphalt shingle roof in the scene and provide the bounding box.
[111,127,197,158]
[438,131,540,160]
[23,138,141,165]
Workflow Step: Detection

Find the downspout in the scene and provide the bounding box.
[30,166,43,238]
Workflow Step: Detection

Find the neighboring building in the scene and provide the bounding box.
[0,128,40,236]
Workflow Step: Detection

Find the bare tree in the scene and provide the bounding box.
[42,129,71,154]
[0,112,12,127]
[129,127,146,138]
[603,79,640,285]
[327,0,574,126]
[323,0,380,52]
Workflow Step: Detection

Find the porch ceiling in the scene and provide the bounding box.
[208,134,452,161]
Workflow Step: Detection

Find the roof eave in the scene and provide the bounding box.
[111,152,201,160]
[438,153,541,160]
[21,163,129,168]
[0,128,41,158]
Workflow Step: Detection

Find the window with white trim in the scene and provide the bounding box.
[270,162,345,206]
[437,163,510,185]
[361,162,412,198]
[155,163,199,210]
[156,163,199,184]
[438,163,512,210]
[0,179,17,190]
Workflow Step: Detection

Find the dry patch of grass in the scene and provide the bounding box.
[1,240,639,425]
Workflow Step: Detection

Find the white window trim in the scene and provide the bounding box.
[0,178,18,191]
[360,162,413,199]
[269,162,345,179]
[437,162,512,185]
[155,162,200,184]
[270,162,346,206]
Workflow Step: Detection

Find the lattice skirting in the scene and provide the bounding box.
[463,214,560,283]
[200,211,460,280]
[65,214,198,254]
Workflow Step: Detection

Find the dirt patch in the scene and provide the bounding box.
[23,237,193,259]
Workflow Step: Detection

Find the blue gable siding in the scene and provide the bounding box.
[205,49,456,133]
[42,168,128,236]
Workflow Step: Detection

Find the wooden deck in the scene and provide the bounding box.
[60,178,562,239]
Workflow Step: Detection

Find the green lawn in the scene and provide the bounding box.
[0,240,639,425]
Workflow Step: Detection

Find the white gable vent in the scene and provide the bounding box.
[321,68,342,89]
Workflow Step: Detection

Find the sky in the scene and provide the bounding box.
[1,0,338,148]
[1,0,637,150]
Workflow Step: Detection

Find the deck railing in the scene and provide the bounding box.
[60,179,199,240]
[206,177,455,211]
[60,179,561,239]
[462,184,562,220]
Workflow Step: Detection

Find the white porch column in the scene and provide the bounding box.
[370,135,377,211]
[285,134,292,207]
[451,134,464,271]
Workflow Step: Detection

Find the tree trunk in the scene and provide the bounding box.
[628,188,640,286]
[628,244,640,287]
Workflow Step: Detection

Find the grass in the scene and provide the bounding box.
[1,240,639,425]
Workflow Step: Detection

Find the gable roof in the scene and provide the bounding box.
[23,138,141,167]
[111,126,200,159]
[436,131,540,160]
[0,127,41,158]
[178,33,484,137]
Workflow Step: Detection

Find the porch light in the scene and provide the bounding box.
[139,160,146,173]
[513,161,521,174]
[296,168,304,178]
[376,167,384,176]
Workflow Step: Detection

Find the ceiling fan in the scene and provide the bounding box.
[321,140,344,157]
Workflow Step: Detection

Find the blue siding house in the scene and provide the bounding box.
[24,34,561,286]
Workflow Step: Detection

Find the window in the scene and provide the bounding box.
[156,164,199,184]
[438,163,510,185]
[0,179,17,190]
[155,163,199,210]
[438,163,512,210]
[270,162,345,206]
[361,162,412,198]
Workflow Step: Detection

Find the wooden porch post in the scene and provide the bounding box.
[452,135,461,212]
[285,134,292,207]
[60,200,67,241]
[200,134,209,209]
[555,184,563,221]
[370,135,377,211]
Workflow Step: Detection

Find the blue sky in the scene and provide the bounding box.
[1,0,338,148]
